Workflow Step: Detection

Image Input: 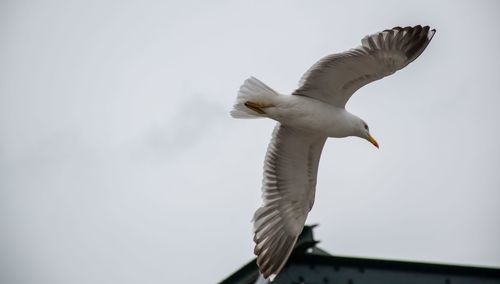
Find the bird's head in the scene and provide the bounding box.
[355,119,379,149]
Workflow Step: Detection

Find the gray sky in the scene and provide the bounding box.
[1,0,499,283]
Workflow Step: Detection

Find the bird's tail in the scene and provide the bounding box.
[230,77,279,119]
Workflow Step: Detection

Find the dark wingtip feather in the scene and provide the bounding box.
[376,25,435,67]
[403,25,435,64]
[429,29,437,39]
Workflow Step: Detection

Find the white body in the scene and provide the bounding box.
[265,94,359,138]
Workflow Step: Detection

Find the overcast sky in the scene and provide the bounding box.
[1,1,500,283]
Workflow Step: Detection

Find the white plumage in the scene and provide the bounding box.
[231,25,435,280]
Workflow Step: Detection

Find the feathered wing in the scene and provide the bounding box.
[253,125,326,279]
[294,25,436,107]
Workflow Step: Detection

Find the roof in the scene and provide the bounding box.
[219,225,500,284]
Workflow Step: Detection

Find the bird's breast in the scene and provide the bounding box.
[268,95,353,138]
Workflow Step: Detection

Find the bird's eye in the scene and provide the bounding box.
[364,124,369,130]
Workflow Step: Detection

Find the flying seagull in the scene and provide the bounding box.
[230,25,435,280]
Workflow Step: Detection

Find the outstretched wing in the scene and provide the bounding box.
[294,25,436,108]
[253,124,326,279]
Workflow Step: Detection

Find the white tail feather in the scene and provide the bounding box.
[230,77,279,119]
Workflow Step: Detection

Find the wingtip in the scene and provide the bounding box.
[428,28,437,40]
[269,274,277,282]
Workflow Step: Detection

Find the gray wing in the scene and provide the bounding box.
[253,124,326,279]
[294,25,436,108]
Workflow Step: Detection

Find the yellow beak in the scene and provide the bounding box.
[368,134,379,148]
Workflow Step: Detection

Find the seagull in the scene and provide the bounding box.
[230,25,435,280]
